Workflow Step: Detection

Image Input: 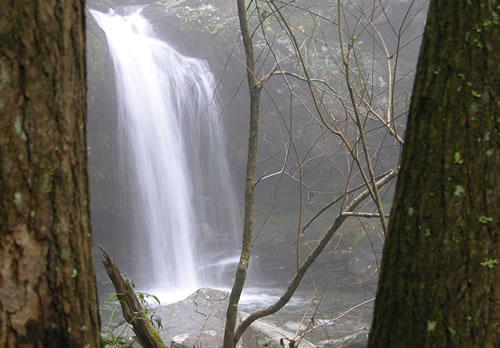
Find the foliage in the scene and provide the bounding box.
[144,1,240,42]
[180,5,235,35]
[132,281,162,315]
[100,295,135,348]
[100,286,163,348]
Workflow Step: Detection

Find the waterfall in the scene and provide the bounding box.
[91,8,241,298]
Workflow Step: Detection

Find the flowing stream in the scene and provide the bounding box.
[91,8,241,299]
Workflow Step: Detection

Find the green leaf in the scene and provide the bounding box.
[151,295,161,305]
[101,336,113,345]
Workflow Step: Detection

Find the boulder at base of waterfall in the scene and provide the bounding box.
[240,312,316,348]
[110,288,315,348]
[318,330,369,348]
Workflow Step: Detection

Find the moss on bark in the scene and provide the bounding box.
[368,1,500,347]
[0,1,101,347]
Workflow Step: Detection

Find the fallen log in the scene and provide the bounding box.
[99,245,165,348]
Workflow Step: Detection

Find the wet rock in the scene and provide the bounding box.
[170,330,220,348]
[158,288,235,347]
[240,313,316,348]
[112,288,315,348]
[282,321,309,333]
[112,288,235,347]
[318,330,369,348]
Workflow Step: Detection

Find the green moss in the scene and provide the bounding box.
[478,216,493,224]
[480,258,497,271]
[454,152,464,164]
[471,90,482,97]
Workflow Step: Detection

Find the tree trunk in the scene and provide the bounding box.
[223,1,261,347]
[368,1,500,347]
[0,1,102,347]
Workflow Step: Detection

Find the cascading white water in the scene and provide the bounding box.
[91,8,241,298]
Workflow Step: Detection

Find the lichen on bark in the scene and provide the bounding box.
[368,1,500,347]
[0,1,102,347]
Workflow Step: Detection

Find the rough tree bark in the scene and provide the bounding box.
[368,1,500,347]
[0,1,102,347]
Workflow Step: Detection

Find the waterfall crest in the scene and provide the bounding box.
[91,9,241,297]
